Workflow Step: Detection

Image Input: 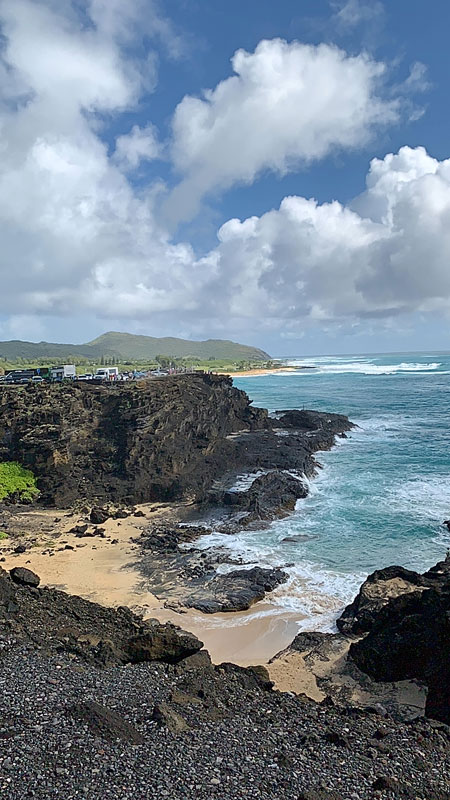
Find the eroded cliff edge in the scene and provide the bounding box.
[0,374,352,506]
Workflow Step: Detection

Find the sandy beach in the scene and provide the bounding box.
[0,505,166,613]
[217,367,299,377]
[0,504,305,669]
[0,505,429,713]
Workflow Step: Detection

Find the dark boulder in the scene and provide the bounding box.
[90,507,110,525]
[276,409,353,436]
[9,567,40,588]
[349,558,450,725]
[0,566,204,668]
[185,566,288,613]
[69,524,89,535]
[337,565,425,635]
[223,470,308,524]
[124,623,203,664]
[67,701,144,744]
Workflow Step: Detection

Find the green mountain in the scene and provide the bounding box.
[0,331,270,362]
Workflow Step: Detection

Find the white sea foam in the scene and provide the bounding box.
[354,414,424,436]
[190,516,366,630]
[286,359,441,376]
[227,470,268,493]
[387,475,450,523]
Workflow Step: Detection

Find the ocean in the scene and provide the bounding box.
[193,352,450,632]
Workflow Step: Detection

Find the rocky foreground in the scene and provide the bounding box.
[0,563,448,799]
[1,377,449,797]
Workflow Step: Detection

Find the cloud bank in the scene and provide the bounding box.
[167,37,399,223]
[0,0,448,343]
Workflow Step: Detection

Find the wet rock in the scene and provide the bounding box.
[222,470,308,523]
[67,701,144,744]
[185,567,288,613]
[9,567,40,588]
[276,408,353,436]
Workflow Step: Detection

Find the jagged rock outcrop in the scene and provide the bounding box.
[0,374,268,506]
[221,471,308,524]
[348,555,450,725]
[184,566,288,613]
[337,565,425,635]
[338,556,450,635]
[0,375,353,506]
[0,566,202,666]
[276,409,352,437]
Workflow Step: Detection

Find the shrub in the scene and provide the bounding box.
[0,462,40,503]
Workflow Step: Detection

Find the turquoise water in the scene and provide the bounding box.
[196,352,450,629]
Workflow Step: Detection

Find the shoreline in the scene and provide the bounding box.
[0,406,355,677]
[0,502,311,670]
[0,500,438,714]
[217,366,299,377]
[0,503,305,666]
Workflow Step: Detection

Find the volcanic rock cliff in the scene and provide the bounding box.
[0,374,351,507]
[0,375,264,505]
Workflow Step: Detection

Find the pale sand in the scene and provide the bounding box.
[267,635,427,712]
[268,651,326,701]
[0,505,167,613]
[0,512,428,713]
[152,604,304,667]
[0,506,305,666]
[217,368,298,378]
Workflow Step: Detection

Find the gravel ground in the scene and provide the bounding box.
[0,642,448,800]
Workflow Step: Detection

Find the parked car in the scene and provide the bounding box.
[31,376,45,383]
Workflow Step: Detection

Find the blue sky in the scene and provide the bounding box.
[0,0,449,355]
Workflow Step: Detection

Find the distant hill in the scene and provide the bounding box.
[0,331,270,362]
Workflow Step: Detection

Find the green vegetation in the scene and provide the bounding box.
[0,531,8,540]
[0,330,270,363]
[0,462,40,503]
[0,355,279,376]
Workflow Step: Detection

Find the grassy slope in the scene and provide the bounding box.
[0,331,270,362]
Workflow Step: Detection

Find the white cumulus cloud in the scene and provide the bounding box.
[114,124,162,169]
[0,1,447,344]
[166,38,400,224]
[208,146,450,329]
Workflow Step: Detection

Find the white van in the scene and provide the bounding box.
[95,367,119,380]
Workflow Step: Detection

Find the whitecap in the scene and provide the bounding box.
[284,358,441,376]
